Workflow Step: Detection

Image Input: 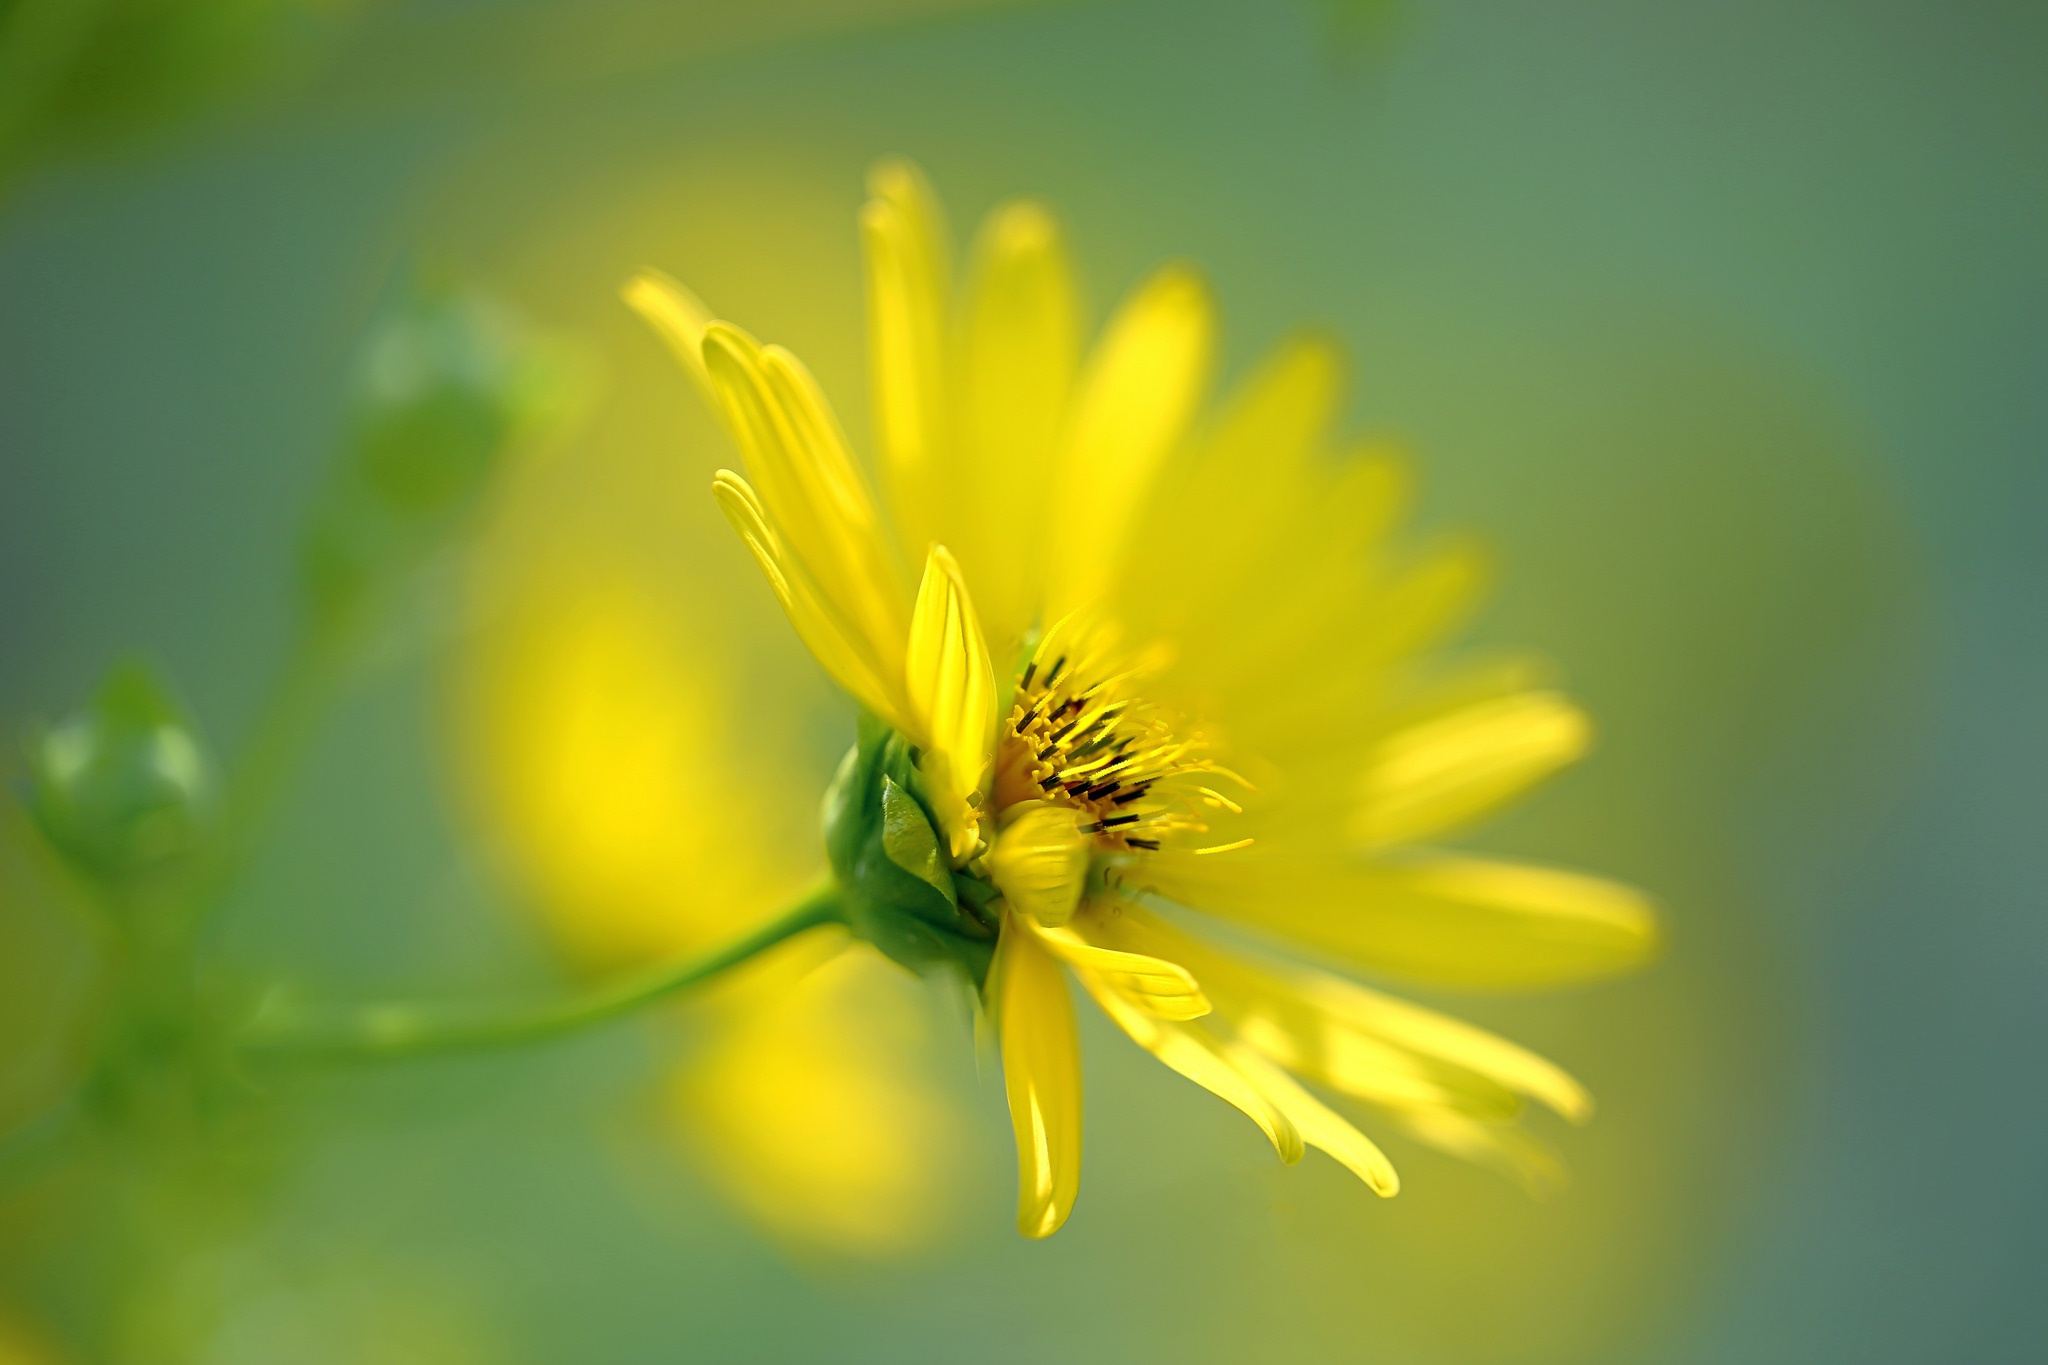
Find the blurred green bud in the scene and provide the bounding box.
[351,286,528,517]
[824,714,997,986]
[26,661,213,880]
[301,277,566,631]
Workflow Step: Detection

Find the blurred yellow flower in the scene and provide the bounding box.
[452,537,968,1255]
[671,936,963,1253]
[629,158,1660,1239]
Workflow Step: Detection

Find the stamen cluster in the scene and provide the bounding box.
[991,635,1242,855]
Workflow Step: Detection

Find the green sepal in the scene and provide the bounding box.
[952,869,1003,934]
[880,777,955,907]
[823,714,995,986]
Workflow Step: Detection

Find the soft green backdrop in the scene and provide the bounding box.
[0,2,2041,1362]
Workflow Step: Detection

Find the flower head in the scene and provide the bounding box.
[628,159,1659,1238]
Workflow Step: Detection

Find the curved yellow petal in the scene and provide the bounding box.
[623,268,716,401]
[1030,918,1210,1021]
[1221,1040,1399,1196]
[1354,691,1593,848]
[1077,969,1302,1165]
[1143,850,1660,990]
[1104,908,1591,1122]
[701,322,911,716]
[988,802,1091,927]
[1046,263,1214,621]
[993,917,1084,1239]
[905,544,997,860]
[1389,1105,1566,1196]
[955,199,1079,649]
[711,471,902,726]
[1287,968,1593,1124]
[861,158,952,557]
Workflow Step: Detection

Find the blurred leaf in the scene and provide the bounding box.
[310,0,1059,106]
[0,0,355,194]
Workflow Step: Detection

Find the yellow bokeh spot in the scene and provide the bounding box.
[672,941,965,1256]
[458,571,795,962]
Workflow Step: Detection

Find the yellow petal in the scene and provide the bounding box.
[955,199,1079,649]
[1232,1011,1500,1116]
[1142,850,1660,990]
[860,158,952,556]
[701,323,911,713]
[1200,335,1346,496]
[993,917,1084,1239]
[1288,968,1593,1124]
[1029,918,1210,1021]
[905,544,997,860]
[1045,264,1214,621]
[1354,691,1593,848]
[1106,908,1591,1122]
[711,471,904,728]
[1389,1105,1566,1195]
[622,268,715,401]
[1221,1040,1399,1196]
[1077,970,1302,1165]
[988,802,1091,927]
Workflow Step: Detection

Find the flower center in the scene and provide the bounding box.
[990,629,1242,855]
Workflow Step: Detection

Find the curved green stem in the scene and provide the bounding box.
[242,884,842,1065]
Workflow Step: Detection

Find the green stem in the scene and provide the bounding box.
[242,884,843,1065]
[163,627,341,948]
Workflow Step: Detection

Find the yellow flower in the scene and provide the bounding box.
[626,159,1660,1239]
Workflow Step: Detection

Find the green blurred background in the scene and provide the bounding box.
[0,1,2042,1361]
